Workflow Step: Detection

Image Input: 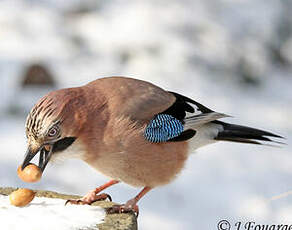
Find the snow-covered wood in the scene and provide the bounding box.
[0,194,104,230]
[0,188,137,230]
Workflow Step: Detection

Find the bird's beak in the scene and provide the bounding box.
[22,144,53,172]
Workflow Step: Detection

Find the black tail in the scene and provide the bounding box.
[213,121,284,145]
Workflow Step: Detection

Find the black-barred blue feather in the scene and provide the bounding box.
[144,114,184,143]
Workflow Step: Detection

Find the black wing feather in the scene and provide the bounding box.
[158,92,214,142]
[161,92,213,120]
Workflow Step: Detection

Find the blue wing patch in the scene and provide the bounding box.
[144,114,184,143]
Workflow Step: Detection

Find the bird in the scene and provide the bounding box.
[22,76,283,215]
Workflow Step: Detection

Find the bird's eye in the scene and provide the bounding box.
[48,126,59,137]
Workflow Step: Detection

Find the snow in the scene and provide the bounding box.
[0,0,292,229]
[0,194,105,230]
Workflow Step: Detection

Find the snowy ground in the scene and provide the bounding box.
[0,0,292,229]
[0,194,104,230]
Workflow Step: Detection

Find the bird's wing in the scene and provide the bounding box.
[93,77,176,120]
[94,77,225,143]
[144,92,227,143]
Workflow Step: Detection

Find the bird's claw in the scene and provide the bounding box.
[96,193,112,202]
[65,193,112,206]
[106,204,139,217]
[65,199,87,205]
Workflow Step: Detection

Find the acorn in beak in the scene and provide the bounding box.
[22,144,53,172]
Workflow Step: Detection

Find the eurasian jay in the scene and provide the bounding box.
[22,77,283,215]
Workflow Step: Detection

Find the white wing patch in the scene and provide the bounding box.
[183,112,230,130]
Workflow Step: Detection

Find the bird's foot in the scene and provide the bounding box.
[106,199,139,217]
[65,191,112,205]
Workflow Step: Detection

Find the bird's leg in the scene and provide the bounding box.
[82,180,120,203]
[106,186,152,217]
[65,180,120,205]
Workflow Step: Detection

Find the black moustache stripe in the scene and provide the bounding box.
[52,137,76,152]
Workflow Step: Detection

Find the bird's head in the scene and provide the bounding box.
[22,88,86,172]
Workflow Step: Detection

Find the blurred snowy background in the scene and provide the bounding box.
[0,0,292,229]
